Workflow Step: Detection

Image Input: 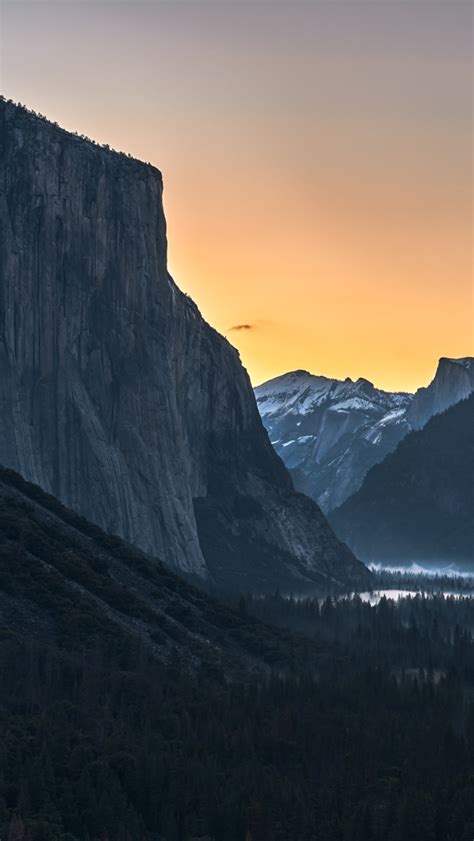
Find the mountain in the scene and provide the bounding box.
[255,357,474,513]
[0,99,367,592]
[406,356,474,430]
[255,370,411,512]
[329,395,474,567]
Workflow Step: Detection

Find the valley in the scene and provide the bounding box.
[0,82,472,841]
[1,472,474,840]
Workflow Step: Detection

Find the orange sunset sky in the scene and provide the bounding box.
[0,0,472,392]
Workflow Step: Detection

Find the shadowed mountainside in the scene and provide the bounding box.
[0,464,321,673]
[329,395,474,567]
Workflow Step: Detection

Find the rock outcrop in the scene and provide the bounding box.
[406,357,474,430]
[0,100,367,591]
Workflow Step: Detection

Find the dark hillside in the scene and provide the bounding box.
[0,466,316,673]
[330,395,474,566]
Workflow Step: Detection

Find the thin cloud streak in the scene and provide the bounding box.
[228,323,255,332]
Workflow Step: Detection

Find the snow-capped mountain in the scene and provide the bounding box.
[255,358,473,513]
[255,371,412,513]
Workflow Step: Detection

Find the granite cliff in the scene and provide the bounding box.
[406,357,474,430]
[0,99,367,591]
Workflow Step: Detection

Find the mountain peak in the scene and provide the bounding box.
[406,356,474,430]
[438,356,473,370]
[292,369,312,377]
[354,376,374,390]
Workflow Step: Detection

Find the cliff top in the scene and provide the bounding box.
[0,95,162,180]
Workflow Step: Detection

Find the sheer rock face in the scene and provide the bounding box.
[0,101,367,591]
[406,358,474,431]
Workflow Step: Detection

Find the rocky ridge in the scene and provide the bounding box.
[255,357,473,513]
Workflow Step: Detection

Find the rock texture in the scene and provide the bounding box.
[255,358,474,514]
[406,357,474,430]
[0,100,367,592]
[255,371,412,512]
[329,395,474,567]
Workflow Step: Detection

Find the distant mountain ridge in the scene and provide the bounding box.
[255,357,474,513]
[329,395,474,567]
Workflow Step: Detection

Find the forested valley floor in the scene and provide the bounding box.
[3,585,474,841]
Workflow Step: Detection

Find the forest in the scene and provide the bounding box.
[2,586,474,840]
[1,466,473,841]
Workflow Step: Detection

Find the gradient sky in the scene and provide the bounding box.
[0,0,472,391]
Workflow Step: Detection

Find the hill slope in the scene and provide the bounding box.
[329,395,474,566]
[0,465,319,672]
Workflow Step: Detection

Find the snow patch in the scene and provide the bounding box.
[375,408,407,426]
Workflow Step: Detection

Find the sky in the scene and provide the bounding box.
[0,0,472,392]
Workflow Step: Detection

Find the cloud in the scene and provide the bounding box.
[228,323,255,332]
